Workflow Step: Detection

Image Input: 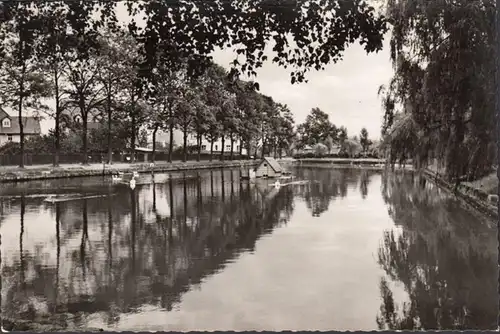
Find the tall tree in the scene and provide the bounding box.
[119,31,145,163]
[37,1,71,167]
[298,107,335,146]
[0,2,51,168]
[191,85,214,162]
[360,127,372,153]
[96,27,129,164]
[175,83,197,163]
[146,60,185,163]
[338,126,348,153]
[380,0,495,181]
[276,105,296,158]
[235,81,261,159]
[59,2,107,165]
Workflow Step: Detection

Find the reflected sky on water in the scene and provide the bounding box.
[0,168,497,331]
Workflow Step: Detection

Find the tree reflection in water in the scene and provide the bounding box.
[294,167,373,216]
[376,171,498,330]
[0,169,295,329]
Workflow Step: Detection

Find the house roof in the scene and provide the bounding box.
[0,111,41,135]
[260,157,283,173]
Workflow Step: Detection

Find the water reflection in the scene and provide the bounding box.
[0,168,496,331]
[377,171,498,330]
[1,169,295,329]
[293,168,375,216]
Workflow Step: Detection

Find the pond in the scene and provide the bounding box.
[0,167,497,331]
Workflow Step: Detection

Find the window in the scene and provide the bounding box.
[226,145,231,150]
[215,145,218,150]
[201,145,207,150]
[7,135,12,141]
[236,145,239,151]
[2,118,10,128]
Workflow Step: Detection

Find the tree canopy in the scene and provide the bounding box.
[379,0,495,180]
[125,0,388,83]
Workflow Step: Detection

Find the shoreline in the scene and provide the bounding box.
[280,158,411,171]
[423,168,498,219]
[0,160,258,183]
[284,158,497,219]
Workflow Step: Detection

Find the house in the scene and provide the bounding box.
[302,145,314,154]
[154,128,250,155]
[60,104,102,134]
[0,107,41,145]
[330,144,341,155]
[255,157,283,178]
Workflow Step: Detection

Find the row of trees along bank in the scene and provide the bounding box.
[0,1,387,167]
[293,107,381,158]
[378,0,496,184]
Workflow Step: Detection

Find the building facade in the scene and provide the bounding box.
[154,129,249,155]
[0,108,42,145]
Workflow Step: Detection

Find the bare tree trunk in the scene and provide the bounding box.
[197,132,201,162]
[106,87,113,165]
[261,138,266,159]
[53,69,61,167]
[210,141,214,162]
[168,104,174,163]
[152,125,158,163]
[230,133,234,161]
[80,96,89,165]
[183,128,188,162]
[130,114,136,164]
[18,72,25,168]
[168,123,174,163]
[246,142,251,160]
[220,137,225,162]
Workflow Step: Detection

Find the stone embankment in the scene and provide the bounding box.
[0,160,258,183]
[424,168,498,219]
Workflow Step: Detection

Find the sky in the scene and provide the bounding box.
[212,38,393,140]
[32,3,394,141]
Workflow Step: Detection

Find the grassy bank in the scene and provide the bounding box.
[0,160,258,183]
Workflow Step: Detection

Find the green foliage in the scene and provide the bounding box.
[380,0,495,180]
[297,107,337,146]
[360,127,372,152]
[0,1,390,164]
[0,2,53,166]
[125,0,387,83]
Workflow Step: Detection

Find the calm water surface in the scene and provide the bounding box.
[0,168,497,331]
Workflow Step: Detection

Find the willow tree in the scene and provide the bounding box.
[380,0,496,181]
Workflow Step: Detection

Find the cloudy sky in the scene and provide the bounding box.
[212,38,393,140]
[36,3,394,141]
